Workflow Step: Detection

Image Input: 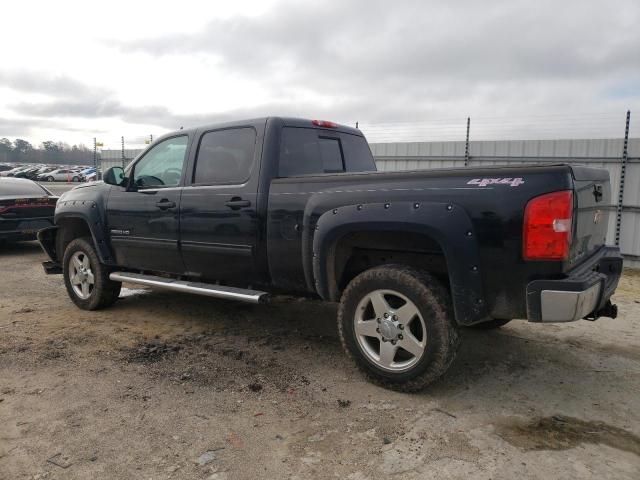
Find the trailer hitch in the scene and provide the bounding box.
[585,300,618,321]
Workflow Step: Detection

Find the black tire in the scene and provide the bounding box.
[62,237,121,310]
[338,265,460,392]
[468,318,511,330]
[72,176,79,182]
[47,176,54,182]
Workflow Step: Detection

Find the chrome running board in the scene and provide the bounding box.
[109,271,269,304]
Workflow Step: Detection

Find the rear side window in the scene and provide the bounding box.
[279,127,375,177]
[194,128,256,185]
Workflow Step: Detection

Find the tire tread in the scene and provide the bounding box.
[337,264,459,392]
[62,237,120,310]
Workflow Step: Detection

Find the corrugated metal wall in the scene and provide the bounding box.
[371,138,640,268]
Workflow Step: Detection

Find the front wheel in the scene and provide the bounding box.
[63,237,121,310]
[47,176,54,182]
[338,265,459,392]
[72,176,79,182]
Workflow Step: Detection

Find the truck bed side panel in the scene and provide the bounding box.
[266,165,574,323]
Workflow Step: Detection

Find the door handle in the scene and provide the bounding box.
[224,198,251,209]
[156,199,176,210]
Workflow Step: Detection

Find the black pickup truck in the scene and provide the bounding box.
[38,117,622,391]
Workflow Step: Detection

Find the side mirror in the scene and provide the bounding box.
[103,166,126,186]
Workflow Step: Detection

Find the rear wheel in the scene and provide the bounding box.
[72,176,79,182]
[63,237,121,310]
[47,176,54,182]
[338,265,459,392]
[468,318,512,329]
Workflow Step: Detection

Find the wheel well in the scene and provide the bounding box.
[56,218,92,262]
[332,231,448,297]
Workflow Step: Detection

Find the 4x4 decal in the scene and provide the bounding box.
[467,177,525,187]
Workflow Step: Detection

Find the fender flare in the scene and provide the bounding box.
[311,201,489,325]
[55,199,114,264]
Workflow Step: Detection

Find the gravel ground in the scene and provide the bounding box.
[0,241,639,479]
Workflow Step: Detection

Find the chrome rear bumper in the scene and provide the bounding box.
[526,246,622,322]
[540,283,601,322]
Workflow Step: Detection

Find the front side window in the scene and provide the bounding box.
[193,128,256,185]
[133,136,188,188]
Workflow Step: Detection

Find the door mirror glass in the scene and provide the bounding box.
[103,166,126,186]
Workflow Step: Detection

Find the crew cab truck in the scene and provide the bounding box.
[38,117,623,391]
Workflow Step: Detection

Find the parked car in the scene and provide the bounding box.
[38,117,622,391]
[33,166,58,178]
[78,167,97,182]
[0,177,57,244]
[14,167,42,180]
[83,169,99,182]
[1,166,30,177]
[39,168,82,182]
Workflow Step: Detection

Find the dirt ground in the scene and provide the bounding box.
[1,241,639,480]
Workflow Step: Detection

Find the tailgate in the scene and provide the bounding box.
[569,166,611,265]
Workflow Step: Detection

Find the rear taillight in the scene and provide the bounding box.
[523,190,573,261]
[0,197,57,215]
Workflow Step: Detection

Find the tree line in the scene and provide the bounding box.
[0,138,94,165]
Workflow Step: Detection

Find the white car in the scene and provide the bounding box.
[0,166,27,177]
[40,168,83,182]
[83,172,98,182]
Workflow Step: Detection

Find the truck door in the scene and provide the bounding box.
[179,126,261,284]
[106,135,189,274]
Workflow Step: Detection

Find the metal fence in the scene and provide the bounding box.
[100,149,144,171]
[91,113,639,267]
[370,137,640,268]
[92,135,151,174]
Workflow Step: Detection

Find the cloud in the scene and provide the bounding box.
[125,0,640,83]
[0,71,109,99]
[114,0,640,130]
[1,0,639,142]
[0,116,106,138]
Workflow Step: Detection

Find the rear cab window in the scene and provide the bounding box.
[278,127,375,177]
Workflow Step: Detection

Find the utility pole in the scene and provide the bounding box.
[121,136,125,168]
[615,110,631,247]
[93,137,97,171]
[464,117,471,167]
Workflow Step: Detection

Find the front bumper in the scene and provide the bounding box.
[526,246,623,322]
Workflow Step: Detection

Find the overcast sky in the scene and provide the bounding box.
[1,0,639,147]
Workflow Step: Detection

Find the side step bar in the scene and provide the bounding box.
[109,272,269,304]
